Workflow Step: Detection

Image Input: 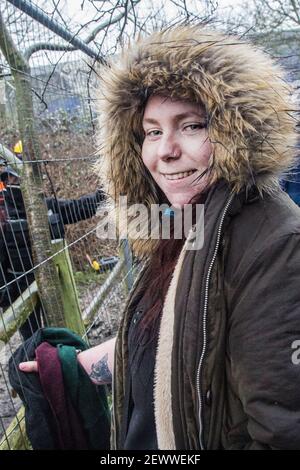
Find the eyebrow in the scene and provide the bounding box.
[143,111,206,125]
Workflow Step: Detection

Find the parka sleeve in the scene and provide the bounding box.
[45,190,105,225]
[228,233,300,450]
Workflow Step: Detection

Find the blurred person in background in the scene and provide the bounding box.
[0,165,105,339]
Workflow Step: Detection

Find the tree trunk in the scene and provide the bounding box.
[0,10,65,326]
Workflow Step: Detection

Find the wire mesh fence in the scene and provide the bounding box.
[0,0,145,450]
[0,0,300,452]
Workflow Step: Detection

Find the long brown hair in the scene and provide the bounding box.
[138,191,207,335]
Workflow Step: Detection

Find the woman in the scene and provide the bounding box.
[20,25,300,449]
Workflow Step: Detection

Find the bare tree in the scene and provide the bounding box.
[0,10,66,326]
[251,0,300,31]
[222,0,300,43]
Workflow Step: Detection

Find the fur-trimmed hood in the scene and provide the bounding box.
[96,26,296,256]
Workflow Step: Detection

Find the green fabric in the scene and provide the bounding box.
[40,327,86,349]
[41,327,110,449]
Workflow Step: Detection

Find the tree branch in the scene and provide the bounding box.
[85,0,141,43]
[24,42,76,60]
[23,0,142,60]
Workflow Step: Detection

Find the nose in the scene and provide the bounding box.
[156,132,181,162]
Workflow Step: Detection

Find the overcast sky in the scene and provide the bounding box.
[63,0,242,31]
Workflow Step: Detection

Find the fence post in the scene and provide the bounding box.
[0,11,65,326]
[0,282,38,343]
[119,239,133,294]
[52,240,85,336]
[0,407,31,450]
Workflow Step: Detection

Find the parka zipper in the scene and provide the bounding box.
[196,193,234,450]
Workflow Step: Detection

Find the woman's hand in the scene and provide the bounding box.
[19,361,38,373]
[17,336,116,384]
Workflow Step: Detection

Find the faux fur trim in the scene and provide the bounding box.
[95,25,296,256]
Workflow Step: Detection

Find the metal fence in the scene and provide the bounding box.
[0,0,140,450]
[1,0,300,452]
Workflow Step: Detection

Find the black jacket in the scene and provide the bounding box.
[0,185,104,308]
[9,327,110,449]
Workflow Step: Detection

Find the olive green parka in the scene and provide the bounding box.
[97,26,300,449]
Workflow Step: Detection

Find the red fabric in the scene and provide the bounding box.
[35,342,89,449]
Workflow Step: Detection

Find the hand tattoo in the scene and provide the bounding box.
[89,353,112,384]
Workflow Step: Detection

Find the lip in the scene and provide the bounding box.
[161,169,196,176]
[160,169,201,187]
[160,169,197,181]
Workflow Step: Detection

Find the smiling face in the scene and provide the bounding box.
[142,95,212,208]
